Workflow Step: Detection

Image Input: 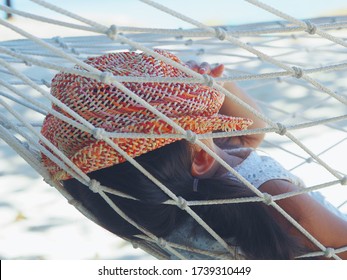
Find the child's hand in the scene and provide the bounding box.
[185,61,225,78]
[186,60,265,148]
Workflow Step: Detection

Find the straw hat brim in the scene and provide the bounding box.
[44,115,252,181]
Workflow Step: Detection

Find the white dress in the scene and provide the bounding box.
[223,148,346,221]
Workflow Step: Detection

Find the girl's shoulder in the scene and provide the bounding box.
[223,148,305,189]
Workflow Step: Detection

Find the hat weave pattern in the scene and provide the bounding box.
[41,50,252,180]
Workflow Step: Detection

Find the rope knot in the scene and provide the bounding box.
[324,247,335,258]
[276,122,287,136]
[175,28,183,40]
[99,71,113,84]
[43,178,54,187]
[92,127,106,140]
[214,27,227,41]
[132,241,139,249]
[292,66,303,79]
[41,79,51,88]
[88,179,101,193]
[23,142,30,149]
[24,60,32,66]
[68,198,82,208]
[157,238,167,248]
[0,120,12,129]
[202,73,214,87]
[185,39,193,46]
[106,24,118,40]
[177,196,188,210]
[186,130,197,144]
[341,176,347,185]
[71,48,80,55]
[54,36,68,49]
[197,48,205,56]
[304,20,317,35]
[263,193,273,205]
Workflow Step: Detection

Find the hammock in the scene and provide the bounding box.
[0,0,346,259]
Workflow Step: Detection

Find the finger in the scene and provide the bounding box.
[210,64,225,77]
[185,60,199,72]
[198,62,211,74]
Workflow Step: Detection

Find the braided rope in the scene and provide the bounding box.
[245,0,347,48]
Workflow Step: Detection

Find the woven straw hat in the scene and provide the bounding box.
[41,50,252,180]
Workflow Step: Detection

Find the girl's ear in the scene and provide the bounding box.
[191,148,217,178]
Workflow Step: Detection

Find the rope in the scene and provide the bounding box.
[0,4,97,33]
[140,0,347,106]
[245,0,347,48]
[137,0,346,183]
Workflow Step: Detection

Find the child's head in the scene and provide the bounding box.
[63,139,301,259]
[41,50,301,259]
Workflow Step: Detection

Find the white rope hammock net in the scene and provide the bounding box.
[0,0,346,259]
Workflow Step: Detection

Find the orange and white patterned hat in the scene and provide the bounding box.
[41,50,252,180]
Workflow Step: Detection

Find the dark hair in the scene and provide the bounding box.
[63,140,303,259]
